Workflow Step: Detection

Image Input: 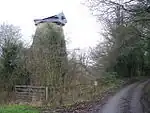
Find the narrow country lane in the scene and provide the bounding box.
[95,80,150,113]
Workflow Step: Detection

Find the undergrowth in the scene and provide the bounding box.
[46,72,125,107]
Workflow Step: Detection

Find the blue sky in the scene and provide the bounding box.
[0,0,102,50]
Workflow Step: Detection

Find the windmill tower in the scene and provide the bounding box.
[28,12,68,86]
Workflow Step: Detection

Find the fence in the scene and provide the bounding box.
[15,84,99,106]
[15,85,48,104]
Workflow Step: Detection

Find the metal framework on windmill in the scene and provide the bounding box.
[34,12,67,26]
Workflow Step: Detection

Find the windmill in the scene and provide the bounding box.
[34,12,67,26]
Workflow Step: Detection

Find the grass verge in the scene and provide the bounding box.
[0,105,39,113]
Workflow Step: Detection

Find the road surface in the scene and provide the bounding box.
[93,80,149,113]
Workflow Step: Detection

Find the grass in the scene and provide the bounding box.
[0,105,40,113]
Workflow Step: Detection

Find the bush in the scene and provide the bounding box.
[99,72,123,85]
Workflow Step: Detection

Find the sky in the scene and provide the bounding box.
[0,0,102,50]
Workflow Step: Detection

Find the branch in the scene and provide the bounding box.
[134,18,150,22]
[124,0,135,4]
[96,0,138,12]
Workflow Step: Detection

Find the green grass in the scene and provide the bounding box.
[0,105,40,113]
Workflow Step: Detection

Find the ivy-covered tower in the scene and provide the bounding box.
[28,12,68,86]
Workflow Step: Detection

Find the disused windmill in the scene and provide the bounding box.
[27,12,68,86]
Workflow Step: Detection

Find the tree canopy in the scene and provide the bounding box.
[87,0,150,77]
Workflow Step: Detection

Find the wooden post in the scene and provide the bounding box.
[45,87,48,101]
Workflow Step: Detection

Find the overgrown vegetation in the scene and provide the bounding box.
[0,0,150,109]
[0,24,30,103]
[87,0,150,78]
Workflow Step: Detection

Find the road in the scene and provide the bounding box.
[93,80,149,113]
